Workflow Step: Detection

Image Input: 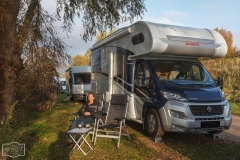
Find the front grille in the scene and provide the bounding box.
[195,117,224,121]
[189,105,224,116]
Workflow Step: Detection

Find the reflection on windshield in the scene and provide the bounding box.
[151,60,216,86]
[73,73,91,84]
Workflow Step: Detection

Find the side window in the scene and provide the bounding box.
[92,50,101,73]
[132,33,144,45]
[116,53,124,79]
[113,50,126,87]
[144,68,150,85]
[136,62,150,85]
[192,65,202,80]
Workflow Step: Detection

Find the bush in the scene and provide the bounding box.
[201,57,240,103]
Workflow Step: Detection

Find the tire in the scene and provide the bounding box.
[207,130,223,134]
[146,108,164,137]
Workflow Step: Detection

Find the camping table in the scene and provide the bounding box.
[67,128,93,155]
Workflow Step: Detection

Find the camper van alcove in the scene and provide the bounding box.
[65,66,91,101]
[90,21,232,138]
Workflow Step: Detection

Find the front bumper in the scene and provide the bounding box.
[159,100,232,133]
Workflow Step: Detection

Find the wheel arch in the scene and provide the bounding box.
[142,101,164,132]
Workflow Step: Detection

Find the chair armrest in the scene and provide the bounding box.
[113,117,126,122]
[93,114,105,119]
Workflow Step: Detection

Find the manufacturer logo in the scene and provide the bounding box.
[207,106,212,112]
[189,98,198,100]
[2,142,25,158]
[186,42,199,46]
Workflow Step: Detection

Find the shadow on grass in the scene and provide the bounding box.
[127,120,240,160]
[48,131,70,160]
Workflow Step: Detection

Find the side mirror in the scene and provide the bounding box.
[216,77,223,89]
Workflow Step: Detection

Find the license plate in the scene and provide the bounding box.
[201,121,220,128]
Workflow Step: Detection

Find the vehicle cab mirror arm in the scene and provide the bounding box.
[215,77,223,89]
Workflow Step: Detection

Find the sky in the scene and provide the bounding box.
[42,0,240,72]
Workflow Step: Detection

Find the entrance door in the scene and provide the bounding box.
[133,61,151,120]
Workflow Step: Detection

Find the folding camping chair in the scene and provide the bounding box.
[93,94,130,148]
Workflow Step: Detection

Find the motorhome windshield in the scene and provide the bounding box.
[73,73,91,84]
[151,61,216,86]
[60,81,66,86]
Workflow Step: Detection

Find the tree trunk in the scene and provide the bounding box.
[0,0,21,122]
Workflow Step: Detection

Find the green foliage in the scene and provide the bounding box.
[237,50,240,56]
[56,0,146,41]
[201,57,240,103]
[17,47,61,111]
[214,28,237,57]
[0,101,18,138]
[230,102,240,116]
[71,49,91,66]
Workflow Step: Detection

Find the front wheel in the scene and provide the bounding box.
[146,108,164,137]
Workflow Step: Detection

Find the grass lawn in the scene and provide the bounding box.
[1,93,240,160]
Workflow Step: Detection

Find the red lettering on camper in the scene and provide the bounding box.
[186,42,199,46]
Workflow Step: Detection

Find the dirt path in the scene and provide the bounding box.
[219,115,240,142]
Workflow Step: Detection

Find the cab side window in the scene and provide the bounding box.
[136,62,150,85]
[191,65,204,81]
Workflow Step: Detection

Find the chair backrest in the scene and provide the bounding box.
[106,94,128,124]
[169,67,179,80]
[94,93,104,111]
[175,65,188,80]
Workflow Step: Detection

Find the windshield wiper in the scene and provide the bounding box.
[160,80,180,85]
[183,83,214,87]
[200,84,215,87]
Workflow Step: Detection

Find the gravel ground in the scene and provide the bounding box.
[219,115,240,142]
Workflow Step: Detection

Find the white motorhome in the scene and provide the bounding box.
[90,21,232,138]
[65,66,91,101]
[59,77,66,92]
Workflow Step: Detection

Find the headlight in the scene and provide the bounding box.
[161,91,188,102]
